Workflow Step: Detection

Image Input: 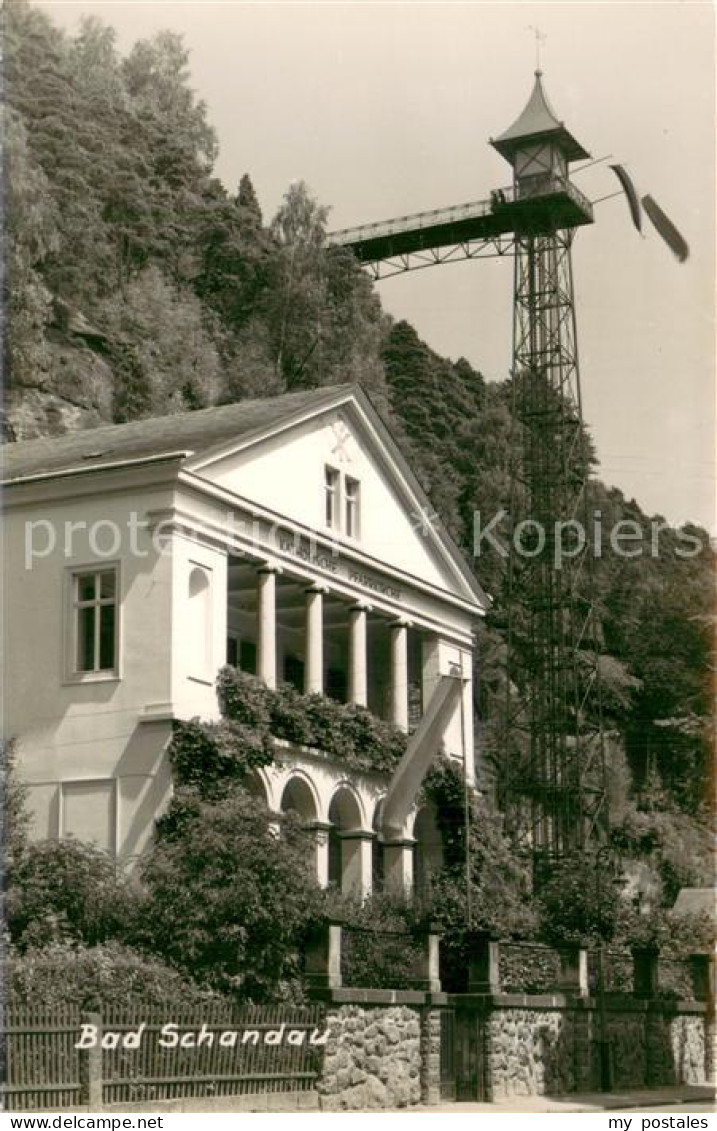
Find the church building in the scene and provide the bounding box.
[3,384,487,895]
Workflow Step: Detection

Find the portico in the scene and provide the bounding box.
[226,555,428,730]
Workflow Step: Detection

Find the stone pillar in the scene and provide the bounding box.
[340,831,373,897]
[688,953,714,1002]
[420,1008,442,1105]
[556,944,589,997]
[467,930,501,994]
[390,619,410,731]
[305,585,325,695]
[256,565,278,689]
[78,1011,103,1109]
[311,821,332,888]
[382,838,415,894]
[305,918,342,990]
[632,946,659,999]
[413,926,442,992]
[348,604,368,707]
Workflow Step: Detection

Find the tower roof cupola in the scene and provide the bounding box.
[491,71,590,165]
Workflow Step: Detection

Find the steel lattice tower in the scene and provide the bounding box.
[328,71,609,870]
[494,73,607,868]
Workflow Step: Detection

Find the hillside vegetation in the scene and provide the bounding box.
[4,0,712,905]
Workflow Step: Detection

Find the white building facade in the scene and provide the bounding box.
[2,384,487,895]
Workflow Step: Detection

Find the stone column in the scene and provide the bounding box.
[382,838,415,894]
[340,831,373,897]
[390,619,410,731]
[348,604,368,707]
[256,565,278,689]
[311,821,332,888]
[304,585,325,695]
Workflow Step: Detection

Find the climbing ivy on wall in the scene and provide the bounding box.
[169,667,408,793]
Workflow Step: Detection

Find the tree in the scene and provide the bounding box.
[237,173,263,225]
[537,853,622,946]
[140,786,324,1000]
[95,265,222,419]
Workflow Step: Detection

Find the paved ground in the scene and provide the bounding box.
[395,1085,715,1114]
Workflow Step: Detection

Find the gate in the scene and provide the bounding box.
[440,1005,487,1102]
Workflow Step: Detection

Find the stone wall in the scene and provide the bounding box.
[487,999,710,1101]
[669,1014,708,1084]
[318,1003,422,1110]
[489,1004,584,1099]
[311,988,710,1109]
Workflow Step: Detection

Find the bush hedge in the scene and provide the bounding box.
[8,942,216,1011]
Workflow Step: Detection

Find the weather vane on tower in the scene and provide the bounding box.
[528,25,547,73]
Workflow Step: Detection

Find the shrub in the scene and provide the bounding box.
[140,785,324,1000]
[7,941,216,1011]
[169,717,273,796]
[269,682,319,747]
[7,838,141,950]
[216,666,271,729]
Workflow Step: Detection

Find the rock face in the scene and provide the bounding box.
[318,1005,422,1111]
[6,336,115,441]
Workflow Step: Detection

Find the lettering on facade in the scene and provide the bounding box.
[276,532,401,601]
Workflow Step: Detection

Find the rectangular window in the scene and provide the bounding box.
[325,465,339,528]
[345,476,360,538]
[72,569,117,674]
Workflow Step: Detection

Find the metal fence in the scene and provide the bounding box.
[1,1001,326,1112]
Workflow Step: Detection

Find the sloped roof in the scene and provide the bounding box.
[3,383,489,612]
[491,71,590,163]
[1,386,346,482]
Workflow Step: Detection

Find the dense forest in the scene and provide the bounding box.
[4,0,712,906]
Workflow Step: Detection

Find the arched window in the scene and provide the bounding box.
[280,777,318,825]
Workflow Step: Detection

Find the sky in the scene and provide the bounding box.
[40,0,715,532]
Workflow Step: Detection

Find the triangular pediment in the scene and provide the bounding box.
[185,387,486,610]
